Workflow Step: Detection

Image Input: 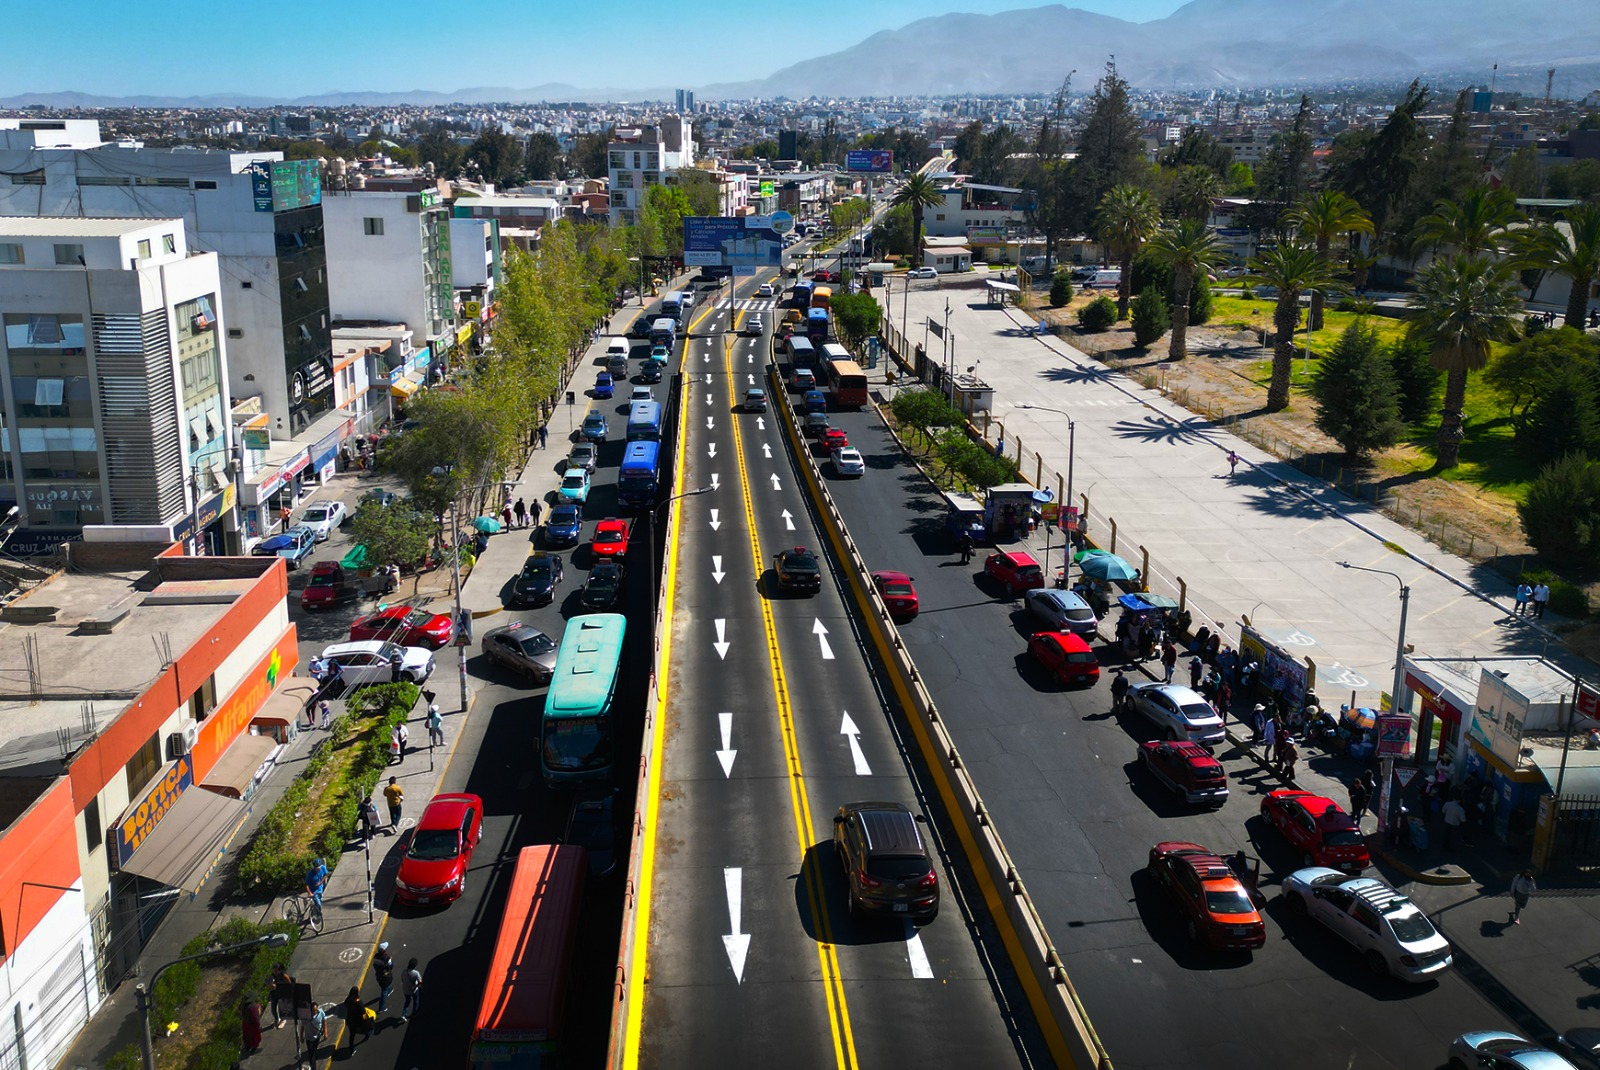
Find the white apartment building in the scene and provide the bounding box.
[0,217,236,555]
[607,117,697,226]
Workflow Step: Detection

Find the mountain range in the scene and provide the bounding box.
[3,1,1598,108]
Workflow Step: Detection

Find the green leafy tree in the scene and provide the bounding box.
[524,132,563,181]
[1142,219,1224,359]
[1500,145,1541,199]
[1189,273,1214,326]
[953,120,985,172]
[890,172,944,267]
[1077,295,1118,332]
[638,183,695,257]
[1252,94,1316,230]
[1484,326,1600,420]
[1285,191,1373,330]
[1160,128,1233,176]
[1130,288,1171,347]
[1518,453,1600,564]
[1520,364,1600,464]
[565,129,612,180]
[872,203,915,257]
[1310,324,1406,458]
[464,129,525,188]
[1021,77,1074,275]
[973,124,1024,186]
[1387,332,1443,423]
[1247,242,1338,411]
[1546,159,1600,202]
[1411,187,1522,258]
[350,498,435,577]
[1512,203,1600,328]
[1169,165,1223,222]
[1049,272,1074,307]
[1329,80,1431,244]
[415,122,465,178]
[675,169,723,218]
[1408,254,1524,468]
[1096,184,1161,318]
[1226,161,1256,196]
[890,387,961,446]
[830,291,882,351]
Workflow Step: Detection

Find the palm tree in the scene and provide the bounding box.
[1511,203,1600,328]
[1284,191,1373,330]
[1170,165,1223,223]
[1143,220,1225,360]
[1246,242,1338,411]
[1096,185,1161,318]
[1410,187,1522,258]
[1408,254,1522,469]
[890,172,944,268]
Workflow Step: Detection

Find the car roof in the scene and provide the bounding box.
[1036,631,1093,653]
[417,792,482,828]
[1155,842,1239,881]
[322,640,395,656]
[1146,740,1220,764]
[993,550,1040,566]
[361,605,423,622]
[583,411,605,421]
[562,468,587,478]
[873,570,912,583]
[844,801,926,854]
[1137,682,1207,702]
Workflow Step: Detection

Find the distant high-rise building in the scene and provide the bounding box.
[779,130,798,160]
[676,89,696,114]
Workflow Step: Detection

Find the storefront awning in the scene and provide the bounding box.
[200,732,278,801]
[257,680,318,726]
[390,377,421,399]
[118,788,245,893]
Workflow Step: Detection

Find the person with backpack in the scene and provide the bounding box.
[372,942,395,1013]
[343,986,374,1052]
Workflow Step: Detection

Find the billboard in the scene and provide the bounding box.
[846,149,893,173]
[1469,670,1530,769]
[249,159,323,213]
[682,216,783,269]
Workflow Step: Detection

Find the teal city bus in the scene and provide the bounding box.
[541,614,626,786]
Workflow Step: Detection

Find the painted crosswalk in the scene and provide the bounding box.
[716,298,780,312]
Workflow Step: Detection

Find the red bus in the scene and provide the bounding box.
[823,345,869,408]
[469,845,586,1069]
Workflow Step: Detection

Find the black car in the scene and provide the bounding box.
[638,359,664,384]
[581,559,625,609]
[773,546,822,594]
[626,317,653,340]
[803,412,831,438]
[511,552,563,606]
[833,801,939,922]
[544,504,583,548]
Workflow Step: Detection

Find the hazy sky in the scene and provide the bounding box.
[8,0,1188,97]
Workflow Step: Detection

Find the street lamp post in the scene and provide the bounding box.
[432,465,471,714]
[1338,560,1411,836]
[1020,403,1076,580]
[138,932,290,1070]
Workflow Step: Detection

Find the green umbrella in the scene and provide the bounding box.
[472,516,502,534]
[1073,548,1111,563]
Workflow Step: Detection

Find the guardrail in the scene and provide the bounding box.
[766,358,1114,1070]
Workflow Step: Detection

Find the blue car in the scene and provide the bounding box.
[581,411,608,442]
[558,467,592,503]
[804,389,827,414]
[594,372,614,399]
[252,525,317,569]
[544,503,583,548]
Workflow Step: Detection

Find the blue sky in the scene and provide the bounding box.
[8,0,1187,98]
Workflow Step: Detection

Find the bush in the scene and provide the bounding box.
[1519,364,1600,465]
[1189,274,1213,326]
[1518,453,1600,565]
[1130,288,1171,347]
[1524,314,1547,338]
[1310,324,1406,458]
[1049,273,1074,307]
[1387,332,1443,425]
[1077,295,1117,332]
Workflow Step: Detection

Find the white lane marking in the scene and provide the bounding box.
[712,555,725,584]
[716,712,736,777]
[770,473,782,491]
[709,508,721,531]
[757,417,766,431]
[705,392,713,406]
[708,442,718,458]
[762,443,772,458]
[781,509,794,530]
[840,711,871,775]
[707,416,715,430]
[714,619,730,659]
[813,619,835,660]
[710,473,721,490]
[905,924,934,979]
[723,867,750,982]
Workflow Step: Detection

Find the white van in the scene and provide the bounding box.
[605,337,629,360]
[1085,268,1122,290]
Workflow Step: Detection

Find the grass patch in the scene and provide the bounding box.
[1210,294,1412,355]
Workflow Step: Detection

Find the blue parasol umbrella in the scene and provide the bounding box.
[1342,706,1378,731]
[472,516,502,534]
[1073,548,1111,563]
[1077,553,1139,582]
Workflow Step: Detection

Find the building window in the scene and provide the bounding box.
[189,674,217,721]
[194,180,218,190]
[83,797,102,854]
[609,152,624,169]
[241,281,252,289]
[10,170,45,185]
[137,239,152,259]
[0,243,21,264]
[363,217,384,236]
[125,734,162,798]
[228,328,243,338]
[54,243,84,266]
[163,234,176,254]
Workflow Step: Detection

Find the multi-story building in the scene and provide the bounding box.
[920,182,1030,241]
[607,117,697,226]
[0,217,236,555]
[0,543,299,1068]
[449,216,501,355]
[449,194,558,254]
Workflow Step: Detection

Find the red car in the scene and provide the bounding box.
[871,570,919,620]
[299,561,358,611]
[1137,741,1229,805]
[349,605,454,648]
[819,427,850,453]
[592,517,631,558]
[1027,631,1099,685]
[984,550,1045,594]
[394,793,484,906]
[1147,841,1266,950]
[1259,789,1370,873]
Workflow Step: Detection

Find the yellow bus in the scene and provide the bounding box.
[810,285,833,310]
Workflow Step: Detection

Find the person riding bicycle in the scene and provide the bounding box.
[305,857,329,908]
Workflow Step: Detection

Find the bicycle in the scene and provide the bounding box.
[281,892,324,933]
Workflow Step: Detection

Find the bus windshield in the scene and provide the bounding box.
[542,717,610,773]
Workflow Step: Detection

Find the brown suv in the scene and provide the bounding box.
[833,801,939,922]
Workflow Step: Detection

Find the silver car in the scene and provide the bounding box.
[1023,589,1098,639]
[566,442,597,472]
[1282,868,1452,982]
[298,500,346,542]
[482,621,559,682]
[1126,683,1225,746]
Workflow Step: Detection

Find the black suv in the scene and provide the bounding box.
[626,316,653,340]
[772,546,822,594]
[581,558,625,609]
[834,801,939,922]
[511,552,563,606]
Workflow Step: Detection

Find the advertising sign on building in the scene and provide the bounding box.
[1469,670,1531,768]
[682,217,783,269]
[846,150,894,173]
[1377,715,1413,757]
[967,226,1007,246]
[249,160,323,212]
[115,757,194,867]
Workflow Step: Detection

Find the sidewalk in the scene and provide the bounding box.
[883,281,1600,1044]
[62,327,613,1070]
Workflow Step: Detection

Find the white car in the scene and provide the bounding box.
[1126,683,1225,746]
[630,386,654,402]
[1023,589,1099,639]
[830,447,866,477]
[1282,868,1453,982]
[908,267,938,279]
[319,640,435,687]
[299,500,347,541]
[757,283,774,298]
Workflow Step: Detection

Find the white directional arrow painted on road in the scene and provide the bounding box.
[840,711,871,775]
[770,473,782,490]
[723,867,750,983]
[757,417,766,431]
[708,442,718,459]
[704,353,711,363]
[710,473,721,490]
[716,712,736,777]
[747,353,754,363]
[762,443,772,458]
[781,509,795,531]
[705,392,713,406]
[709,508,721,531]
[712,555,725,584]
[714,619,730,660]
[813,619,835,660]
[707,416,715,430]
[748,373,756,385]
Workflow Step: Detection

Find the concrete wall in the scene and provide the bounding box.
[322,193,428,336]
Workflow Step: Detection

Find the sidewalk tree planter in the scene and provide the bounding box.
[237,682,419,895]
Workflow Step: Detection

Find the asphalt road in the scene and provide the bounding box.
[637,276,1047,1068]
[815,382,1515,1069]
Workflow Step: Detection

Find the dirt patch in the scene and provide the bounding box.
[153,959,250,1067]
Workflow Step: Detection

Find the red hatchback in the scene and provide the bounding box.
[349,605,454,648]
[871,571,919,620]
[1260,789,1370,873]
[394,793,484,906]
[985,550,1045,595]
[1147,841,1267,950]
[1027,631,1099,685]
[819,427,850,453]
[592,517,631,558]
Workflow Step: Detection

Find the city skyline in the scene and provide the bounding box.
[11,0,1190,98]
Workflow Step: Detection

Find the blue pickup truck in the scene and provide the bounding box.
[252,525,317,569]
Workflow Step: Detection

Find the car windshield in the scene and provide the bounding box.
[585,416,603,427]
[867,856,930,881]
[1065,652,1097,664]
[1387,910,1438,943]
[309,573,337,588]
[1014,565,1041,580]
[1323,828,1364,847]
[516,633,556,656]
[522,561,553,581]
[304,507,331,521]
[551,507,578,525]
[403,610,429,626]
[1205,889,1256,915]
[785,555,818,572]
[1180,703,1219,724]
[1066,607,1095,621]
[562,475,585,490]
[407,828,460,861]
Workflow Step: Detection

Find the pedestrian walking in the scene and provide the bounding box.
[400,958,422,1022]
[1188,656,1203,690]
[389,723,404,765]
[1533,582,1551,619]
[529,498,542,529]
[1279,739,1299,782]
[359,797,380,842]
[538,423,548,449]
[501,501,514,530]
[383,777,404,833]
[1509,869,1536,924]
[241,996,263,1055]
[301,1002,327,1069]
[1514,582,1532,616]
[343,986,372,1053]
[1226,450,1240,477]
[427,703,444,748]
[1110,669,1131,713]
[373,943,395,1013]
[1442,793,1468,848]
[958,532,974,565]
[318,699,331,730]
[1160,640,1178,685]
[280,504,293,533]
[269,964,293,1029]
[1261,716,1277,759]
[513,498,527,528]
[1350,777,1371,822]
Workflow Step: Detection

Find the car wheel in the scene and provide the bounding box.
[1286,893,1307,917]
[843,882,857,917]
[1364,950,1389,977]
[1166,728,1180,741]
